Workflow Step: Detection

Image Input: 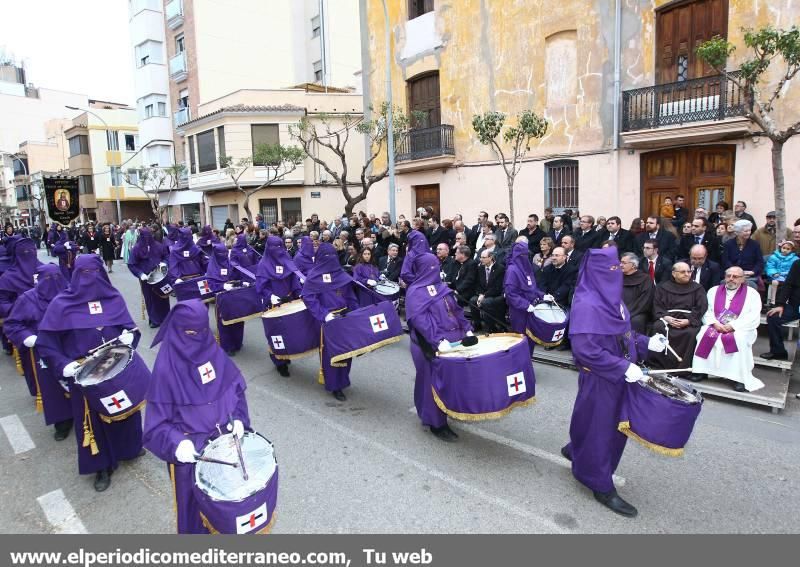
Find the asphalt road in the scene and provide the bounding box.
[1,253,798,534]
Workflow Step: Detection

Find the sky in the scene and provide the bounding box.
[0,0,135,105]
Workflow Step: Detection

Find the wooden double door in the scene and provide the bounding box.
[640,145,735,218]
[415,184,440,220]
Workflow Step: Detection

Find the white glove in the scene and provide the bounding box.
[299,277,306,285]
[526,304,536,313]
[379,274,387,281]
[175,439,197,464]
[158,262,166,268]
[63,361,81,378]
[23,335,37,348]
[270,294,281,306]
[242,281,250,287]
[175,278,184,284]
[367,279,377,286]
[227,419,245,439]
[64,242,71,250]
[648,333,668,353]
[437,340,453,353]
[139,273,148,281]
[324,312,336,323]
[223,283,234,291]
[466,331,474,337]
[119,330,134,346]
[440,271,447,281]
[543,294,555,302]
[624,363,645,383]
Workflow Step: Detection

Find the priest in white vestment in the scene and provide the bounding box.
[692,266,764,392]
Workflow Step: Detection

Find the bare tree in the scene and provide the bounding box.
[123,164,186,222]
[219,143,305,223]
[290,102,417,217]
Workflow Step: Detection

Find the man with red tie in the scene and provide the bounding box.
[640,239,672,284]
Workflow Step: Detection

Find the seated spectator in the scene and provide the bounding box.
[377,243,402,283]
[620,252,653,334]
[601,216,636,254]
[436,243,456,282]
[448,245,478,308]
[722,220,764,289]
[470,249,507,333]
[688,244,722,292]
[761,258,800,361]
[533,237,555,269]
[538,247,577,308]
[765,240,798,306]
[753,211,792,258]
[639,239,673,284]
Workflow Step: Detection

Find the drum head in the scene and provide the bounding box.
[641,375,702,404]
[374,281,400,296]
[76,345,134,387]
[438,333,524,359]
[147,265,168,285]
[195,432,276,502]
[532,303,567,323]
[262,299,307,318]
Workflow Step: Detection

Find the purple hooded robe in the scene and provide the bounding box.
[230,233,259,283]
[293,236,315,276]
[36,255,145,476]
[400,230,429,285]
[4,264,72,424]
[504,242,544,355]
[204,242,244,353]
[52,229,78,281]
[406,253,472,428]
[0,238,43,359]
[167,227,207,283]
[127,227,171,326]
[301,242,358,392]
[352,261,382,307]
[197,225,214,256]
[563,248,649,494]
[143,300,250,534]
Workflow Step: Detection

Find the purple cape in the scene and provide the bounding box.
[294,236,314,275]
[230,233,259,270]
[400,230,429,284]
[204,242,232,287]
[256,236,299,281]
[406,253,455,317]
[353,262,380,283]
[303,242,354,293]
[504,242,541,299]
[39,254,134,331]
[197,225,214,249]
[149,300,247,405]
[0,242,11,273]
[0,238,42,296]
[129,227,168,275]
[168,227,204,265]
[569,247,629,336]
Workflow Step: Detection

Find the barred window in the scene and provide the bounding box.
[545,160,579,212]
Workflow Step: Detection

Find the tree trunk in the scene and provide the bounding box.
[242,193,254,225]
[507,177,515,227]
[771,139,787,238]
[344,199,355,217]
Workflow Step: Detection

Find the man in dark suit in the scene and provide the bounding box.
[549,215,568,245]
[469,211,489,251]
[494,213,518,252]
[378,243,402,282]
[640,239,673,284]
[448,244,478,307]
[600,216,637,255]
[426,217,450,251]
[761,258,800,360]
[561,235,583,268]
[470,249,507,333]
[687,244,722,292]
[679,217,720,263]
[574,214,602,252]
[636,216,677,261]
[518,213,544,256]
[436,242,457,282]
[538,246,577,307]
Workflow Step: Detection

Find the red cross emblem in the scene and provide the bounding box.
[510,376,522,392]
[88,302,102,314]
[198,362,216,384]
[370,313,388,333]
[108,396,126,409]
[198,280,211,294]
[506,372,526,396]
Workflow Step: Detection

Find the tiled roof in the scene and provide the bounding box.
[181,104,305,126]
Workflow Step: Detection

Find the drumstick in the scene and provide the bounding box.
[229,414,249,481]
[644,368,693,376]
[194,454,239,468]
[665,342,683,363]
[84,327,141,358]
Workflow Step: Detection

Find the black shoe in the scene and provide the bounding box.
[226,350,236,357]
[277,364,290,377]
[560,446,572,462]
[332,390,346,401]
[442,424,459,440]
[593,490,638,518]
[759,351,788,360]
[555,342,571,351]
[734,382,747,393]
[53,420,73,441]
[687,373,707,382]
[430,425,457,443]
[94,469,112,492]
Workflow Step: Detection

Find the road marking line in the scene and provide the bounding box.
[408,406,626,487]
[37,489,88,534]
[0,414,35,454]
[270,391,567,533]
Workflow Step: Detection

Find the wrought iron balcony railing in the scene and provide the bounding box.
[396,124,455,162]
[622,71,749,132]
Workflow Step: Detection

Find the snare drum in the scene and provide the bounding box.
[373,279,401,301]
[432,333,535,420]
[261,299,321,359]
[193,431,279,534]
[146,265,172,298]
[216,284,264,325]
[323,301,402,364]
[75,345,151,423]
[174,276,215,303]
[526,302,568,347]
[618,374,703,457]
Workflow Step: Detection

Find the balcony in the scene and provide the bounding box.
[169,51,187,82]
[174,107,190,127]
[165,0,184,29]
[621,71,753,148]
[395,124,455,172]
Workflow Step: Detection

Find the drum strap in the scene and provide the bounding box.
[29,349,43,414]
[81,396,100,456]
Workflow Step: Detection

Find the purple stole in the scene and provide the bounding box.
[695,285,747,359]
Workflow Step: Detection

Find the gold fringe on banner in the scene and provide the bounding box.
[617,421,685,457]
[199,511,276,535]
[81,397,99,455]
[29,349,43,414]
[99,401,146,424]
[329,335,403,365]
[220,310,266,326]
[141,290,146,321]
[269,347,317,361]
[13,347,23,375]
[525,328,565,348]
[432,388,535,421]
[169,463,179,531]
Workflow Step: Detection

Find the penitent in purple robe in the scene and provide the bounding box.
[504,242,543,355]
[143,300,250,534]
[127,227,171,326]
[406,253,472,428]
[167,227,207,282]
[293,236,315,276]
[36,255,144,476]
[4,264,72,425]
[197,225,215,256]
[52,230,78,281]
[563,248,648,493]
[400,230,429,285]
[256,236,303,368]
[302,243,358,392]
[352,262,381,307]
[230,233,260,283]
[0,238,42,357]
[205,242,244,354]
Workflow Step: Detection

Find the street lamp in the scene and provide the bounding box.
[66,105,123,224]
[381,0,397,223]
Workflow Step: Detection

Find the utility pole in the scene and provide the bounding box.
[381,0,397,222]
